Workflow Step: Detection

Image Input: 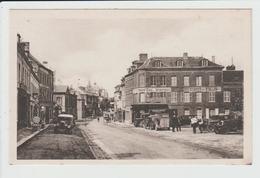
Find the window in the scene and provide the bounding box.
[139,74,145,87]
[160,76,166,86]
[197,108,202,119]
[171,92,177,103]
[171,76,177,86]
[150,76,156,86]
[196,92,202,103]
[209,92,215,102]
[223,91,231,102]
[184,92,190,103]
[209,75,215,86]
[196,76,202,86]
[154,60,162,67]
[225,109,230,115]
[177,60,184,67]
[184,109,190,116]
[210,109,215,116]
[184,76,190,86]
[201,59,208,66]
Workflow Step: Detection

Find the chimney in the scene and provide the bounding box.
[183,52,188,59]
[139,53,148,61]
[212,56,215,63]
[17,34,21,43]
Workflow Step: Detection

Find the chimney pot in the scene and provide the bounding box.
[183,52,188,59]
[212,56,215,63]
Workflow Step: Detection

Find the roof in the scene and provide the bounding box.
[28,53,53,74]
[139,56,223,69]
[223,70,244,83]
[125,55,224,78]
[54,85,69,93]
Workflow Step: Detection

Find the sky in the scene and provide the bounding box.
[10,9,251,96]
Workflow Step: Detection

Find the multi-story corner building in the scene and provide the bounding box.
[222,66,244,114]
[53,85,77,118]
[124,53,228,123]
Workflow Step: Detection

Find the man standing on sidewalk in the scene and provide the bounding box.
[191,116,198,134]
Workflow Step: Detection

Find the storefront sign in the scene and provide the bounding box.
[183,86,221,93]
[133,87,171,94]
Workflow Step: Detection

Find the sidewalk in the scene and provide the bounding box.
[107,121,243,158]
[17,124,49,148]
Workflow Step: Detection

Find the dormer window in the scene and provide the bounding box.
[201,59,208,66]
[176,60,184,67]
[154,60,162,67]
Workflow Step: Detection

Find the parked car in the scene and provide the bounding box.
[54,114,75,134]
[214,118,243,134]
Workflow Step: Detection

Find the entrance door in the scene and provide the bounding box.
[169,109,178,127]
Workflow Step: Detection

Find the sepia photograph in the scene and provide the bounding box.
[8,8,252,164]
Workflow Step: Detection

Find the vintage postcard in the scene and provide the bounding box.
[8,8,252,165]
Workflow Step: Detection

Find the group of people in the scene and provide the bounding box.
[171,115,205,134]
[190,116,205,134]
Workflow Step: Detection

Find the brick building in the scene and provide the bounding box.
[123,53,238,124]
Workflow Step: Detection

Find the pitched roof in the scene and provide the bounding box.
[139,56,223,69]
[223,70,244,83]
[54,85,69,93]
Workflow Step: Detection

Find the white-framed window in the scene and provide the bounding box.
[184,109,190,116]
[177,60,184,67]
[171,76,177,86]
[201,59,208,66]
[209,75,215,86]
[223,91,231,102]
[196,76,202,86]
[184,76,190,86]
[225,109,230,115]
[197,108,202,119]
[196,92,202,103]
[139,74,145,87]
[150,76,156,86]
[184,92,190,103]
[171,92,178,103]
[209,92,215,102]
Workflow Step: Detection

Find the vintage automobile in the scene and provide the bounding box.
[150,113,170,131]
[213,112,243,134]
[103,112,112,123]
[54,114,75,134]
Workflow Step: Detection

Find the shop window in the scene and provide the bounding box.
[210,109,215,116]
[184,109,190,116]
[197,108,202,119]
[225,109,230,115]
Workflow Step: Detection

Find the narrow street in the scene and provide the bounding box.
[79,119,243,159]
[17,125,95,160]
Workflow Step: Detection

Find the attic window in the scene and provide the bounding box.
[154,60,162,67]
[201,59,208,66]
[176,60,184,67]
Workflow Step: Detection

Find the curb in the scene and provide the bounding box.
[17,124,50,148]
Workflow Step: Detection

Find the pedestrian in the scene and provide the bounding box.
[198,118,204,133]
[176,116,182,132]
[97,117,100,122]
[172,114,177,132]
[191,115,198,134]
